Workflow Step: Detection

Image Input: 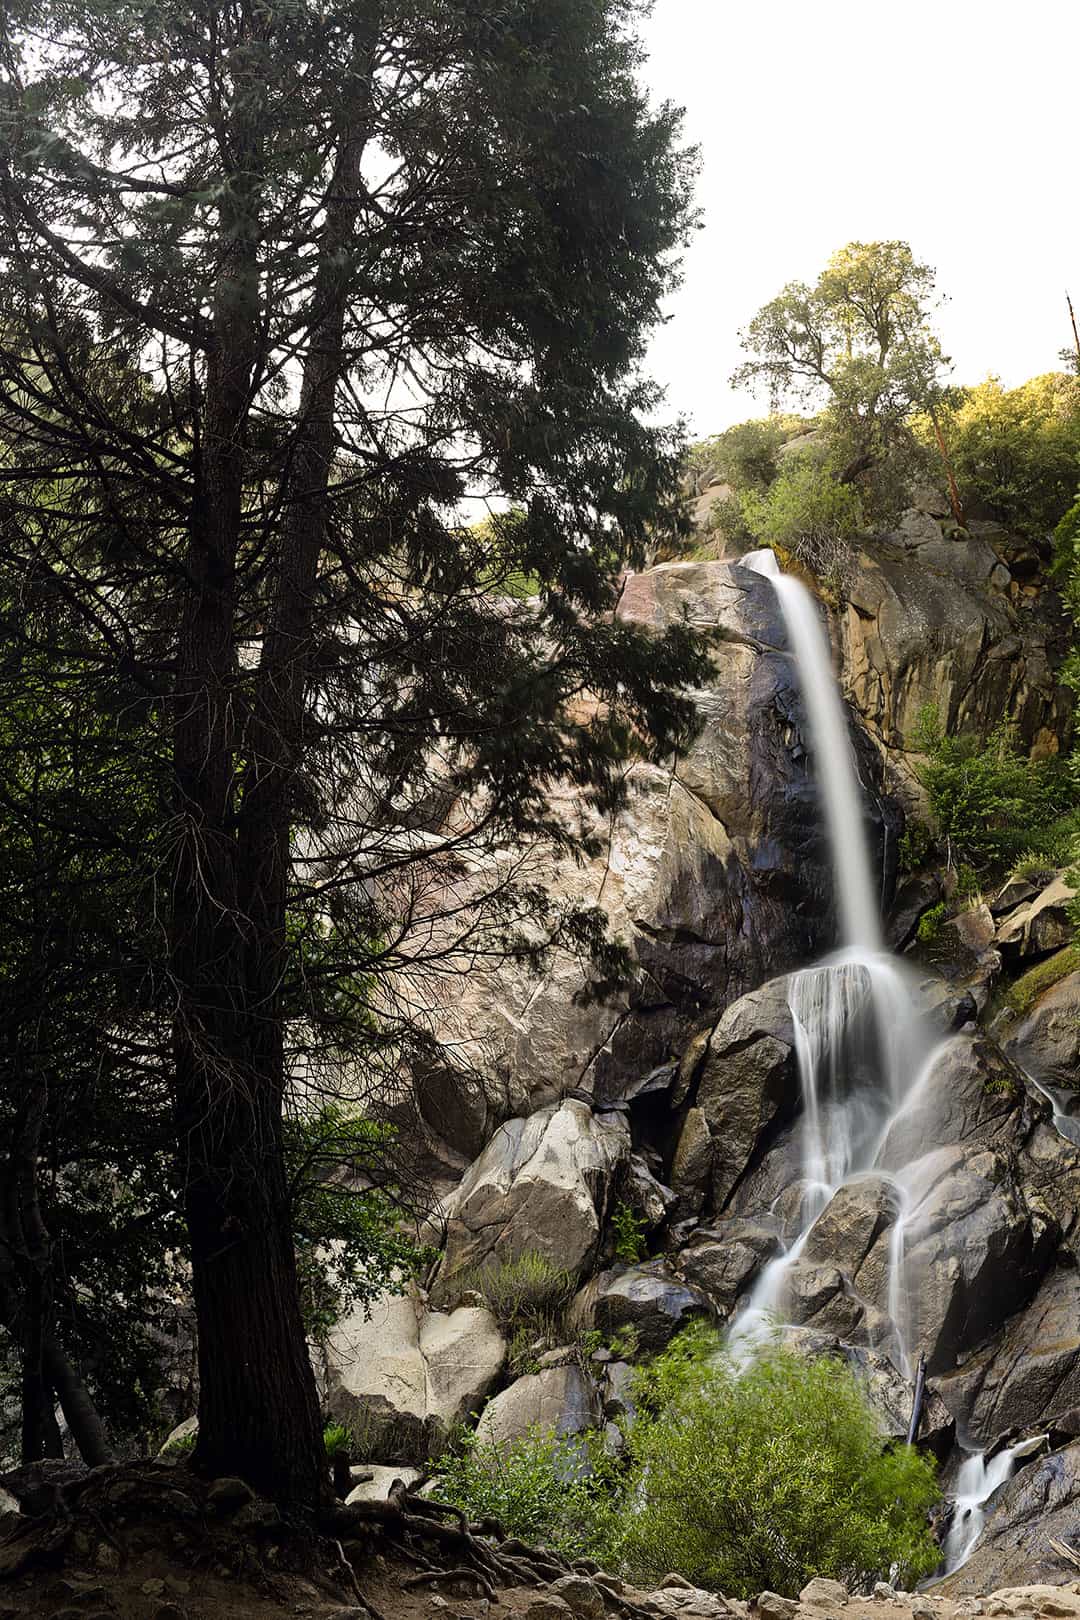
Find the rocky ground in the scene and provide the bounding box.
[4,1458,1080,1620]
[4,1476,1080,1620]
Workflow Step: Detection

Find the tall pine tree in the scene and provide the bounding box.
[0,0,705,1508]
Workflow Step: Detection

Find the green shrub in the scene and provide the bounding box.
[434,1425,618,1560]
[916,901,946,945]
[322,1422,353,1459]
[460,1251,576,1339]
[913,706,1073,875]
[1004,945,1080,1018]
[740,457,864,587]
[607,1329,940,1598]
[161,1426,197,1458]
[897,819,935,874]
[611,1201,647,1263]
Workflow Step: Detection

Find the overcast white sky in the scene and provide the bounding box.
[637,0,1080,438]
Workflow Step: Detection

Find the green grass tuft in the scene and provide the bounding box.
[1004,945,1080,1017]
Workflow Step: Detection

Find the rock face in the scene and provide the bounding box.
[838,517,1071,809]
[361,523,1079,1579]
[691,975,799,1210]
[433,1100,630,1300]
[1003,969,1080,1089]
[935,1265,1080,1446]
[900,1146,1058,1374]
[322,1288,506,1463]
[429,558,901,1119]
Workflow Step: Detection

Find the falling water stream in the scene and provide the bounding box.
[942,1435,1048,1572]
[730,550,939,1367]
[732,550,1047,1570]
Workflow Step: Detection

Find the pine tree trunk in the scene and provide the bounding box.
[169,17,327,1510]
[180,1087,324,1504]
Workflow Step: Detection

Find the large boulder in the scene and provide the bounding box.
[322,1288,506,1464]
[996,875,1076,961]
[799,1176,897,1309]
[1003,968,1080,1090]
[934,1264,1080,1446]
[675,1219,780,1315]
[568,1262,713,1353]
[688,975,800,1212]
[899,1145,1058,1374]
[432,1100,630,1300]
[932,1441,1080,1594]
[475,1362,600,1450]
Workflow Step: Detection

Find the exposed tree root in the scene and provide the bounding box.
[322,1485,661,1619]
[0,1462,659,1620]
[402,1567,498,1601]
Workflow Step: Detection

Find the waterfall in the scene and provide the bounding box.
[730,550,943,1373]
[741,548,880,949]
[723,550,1052,1574]
[942,1436,1047,1572]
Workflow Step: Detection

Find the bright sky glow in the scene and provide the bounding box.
[638,0,1080,439]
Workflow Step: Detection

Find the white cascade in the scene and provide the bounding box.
[741,547,880,949]
[943,1436,1048,1572]
[730,550,944,1367]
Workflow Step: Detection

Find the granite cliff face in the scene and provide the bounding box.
[324,503,1080,1582]
[423,494,1069,1123]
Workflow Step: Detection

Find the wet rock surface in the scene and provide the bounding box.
[934,1264,1080,1446]
[932,1440,1080,1594]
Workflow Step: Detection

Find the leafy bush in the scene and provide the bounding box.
[607,1328,940,1597]
[913,706,1073,874]
[460,1251,576,1339]
[897,819,935,874]
[916,901,947,945]
[740,458,864,588]
[931,373,1080,540]
[611,1201,647,1263]
[1004,945,1080,1018]
[434,1425,617,1560]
